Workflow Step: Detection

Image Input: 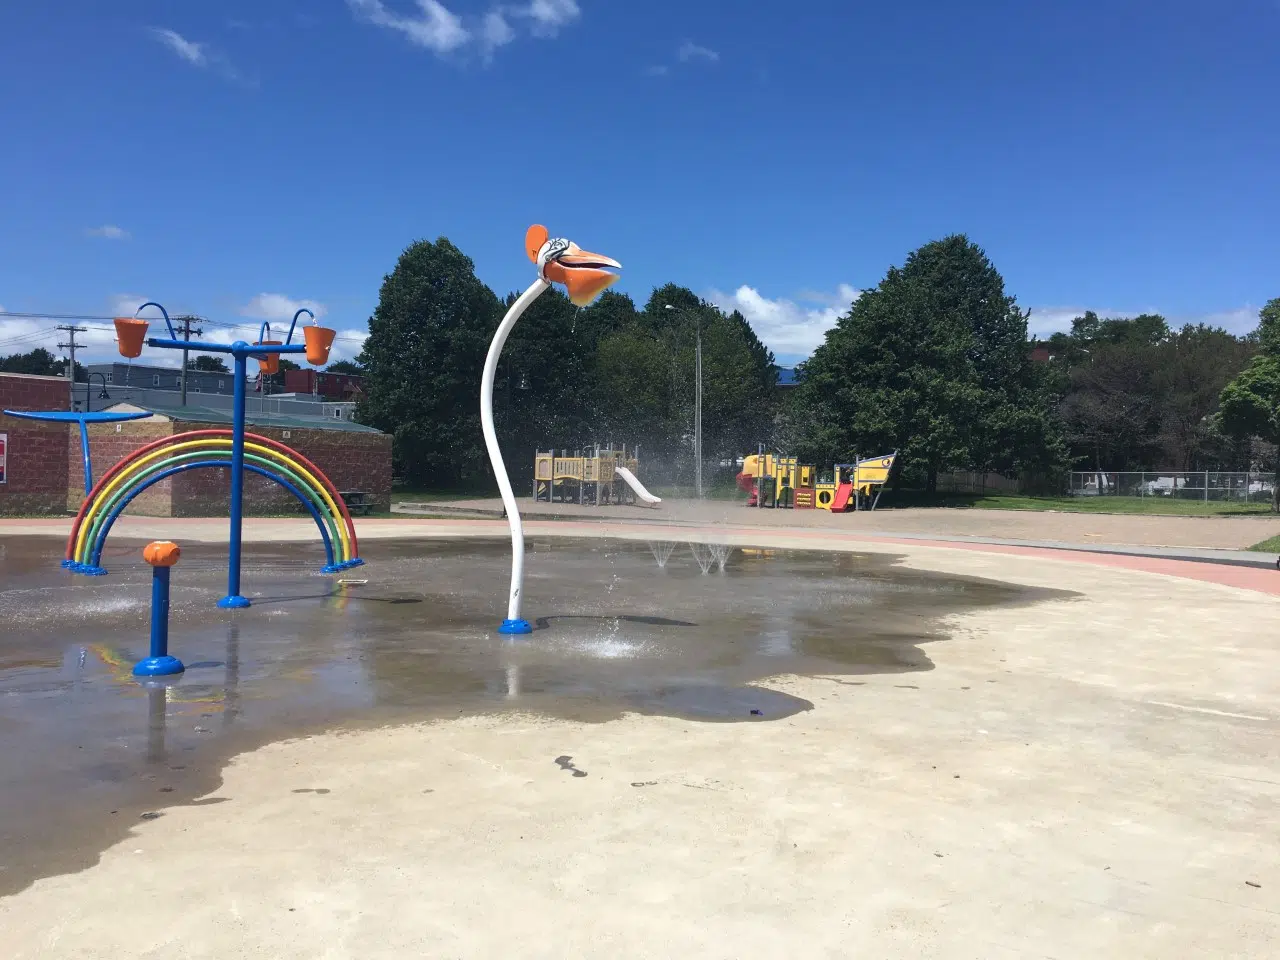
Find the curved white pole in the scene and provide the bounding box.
[481,277,550,632]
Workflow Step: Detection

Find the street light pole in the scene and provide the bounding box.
[85,373,110,413]
[666,304,703,498]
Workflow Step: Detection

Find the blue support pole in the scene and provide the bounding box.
[78,421,92,496]
[218,346,251,609]
[133,563,184,677]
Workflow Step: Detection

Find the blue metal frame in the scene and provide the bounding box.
[1,410,153,495]
[83,460,336,575]
[117,304,324,606]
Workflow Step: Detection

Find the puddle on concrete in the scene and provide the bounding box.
[0,535,1067,896]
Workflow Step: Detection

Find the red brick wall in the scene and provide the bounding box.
[171,426,392,517]
[0,374,73,515]
[68,421,177,515]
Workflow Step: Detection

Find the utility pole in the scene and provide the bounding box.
[177,316,203,406]
[665,303,704,498]
[56,324,87,411]
[695,315,702,499]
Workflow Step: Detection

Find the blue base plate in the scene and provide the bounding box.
[498,618,533,635]
[132,655,185,677]
[217,595,251,609]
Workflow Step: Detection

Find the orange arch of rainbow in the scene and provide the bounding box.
[64,430,362,575]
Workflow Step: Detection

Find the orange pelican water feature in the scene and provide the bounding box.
[480,225,621,633]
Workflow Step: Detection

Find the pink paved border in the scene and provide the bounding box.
[3,516,1276,597]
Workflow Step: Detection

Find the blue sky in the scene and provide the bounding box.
[1,0,1277,367]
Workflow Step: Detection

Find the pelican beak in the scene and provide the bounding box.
[524,226,621,307]
[549,244,622,306]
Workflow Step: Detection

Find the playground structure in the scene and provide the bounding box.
[481,225,622,634]
[737,450,898,511]
[53,301,359,607]
[532,444,661,506]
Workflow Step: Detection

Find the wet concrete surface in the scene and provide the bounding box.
[0,535,1065,897]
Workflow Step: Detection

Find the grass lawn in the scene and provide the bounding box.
[1248,534,1280,553]
[879,491,1278,517]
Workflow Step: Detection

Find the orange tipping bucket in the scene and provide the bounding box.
[143,541,181,568]
[254,340,283,375]
[303,325,336,366]
[113,318,149,359]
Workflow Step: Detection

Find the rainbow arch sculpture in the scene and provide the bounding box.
[64,429,363,577]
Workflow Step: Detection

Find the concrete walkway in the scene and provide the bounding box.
[401,496,1280,551]
[1,538,1276,957]
[5,513,1278,595]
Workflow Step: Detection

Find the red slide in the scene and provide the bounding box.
[831,482,853,512]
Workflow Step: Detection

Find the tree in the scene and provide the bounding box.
[188,355,229,373]
[1152,325,1256,469]
[792,235,1061,489]
[499,286,596,482]
[0,347,61,376]
[1219,298,1280,510]
[325,359,365,375]
[357,237,501,487]
[640,285,778,467]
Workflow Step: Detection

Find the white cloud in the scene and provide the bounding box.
[644,64,669,77]
[677,40,719,63]
[149,27,248,84]
[521,0,581,36]
[347,0,580,60]
[85,225,129,240]
[111,293,152,318]
[150,28,206,65]
[480,10,516,60]
[707,284,862,358]
[240,293,328,322]
[346,0,470,53]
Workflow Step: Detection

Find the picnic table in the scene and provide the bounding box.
[338,490,373,516]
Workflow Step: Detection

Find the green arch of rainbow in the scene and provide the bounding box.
[65,429,361,573]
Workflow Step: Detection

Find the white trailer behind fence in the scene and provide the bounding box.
[1069,471,1275,502]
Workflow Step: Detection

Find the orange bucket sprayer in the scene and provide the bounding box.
[304,323,336,366]
[114,318,150,358]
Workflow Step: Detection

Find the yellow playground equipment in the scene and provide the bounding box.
[737,449,898,512]
[533,444,661,506]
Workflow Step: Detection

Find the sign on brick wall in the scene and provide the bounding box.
[0,432,6,483]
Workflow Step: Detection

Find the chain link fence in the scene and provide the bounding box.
[1069,471,1276,503]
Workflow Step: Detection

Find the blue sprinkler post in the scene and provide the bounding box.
[133,541,185,677]
[217,345,251,609]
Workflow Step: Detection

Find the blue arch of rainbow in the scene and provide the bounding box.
[65,429,363,576]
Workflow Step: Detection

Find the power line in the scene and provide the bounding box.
[1,310,368,344]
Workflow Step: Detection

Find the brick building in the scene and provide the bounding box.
[0,373,72,514]
[0,372,391,517]
[283,369,365,401]
[89,403,392,517]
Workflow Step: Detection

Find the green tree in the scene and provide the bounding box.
[639,285,778,469]
[793,235,1060,489]
[1219,298,1280,510]
[188,355,229,373]
[0,347,61,376]
[325,359,365,375]
[1152,325,1256,469]
[499,286,596,481]
[357,237,501,487]
[574,290,638,350]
